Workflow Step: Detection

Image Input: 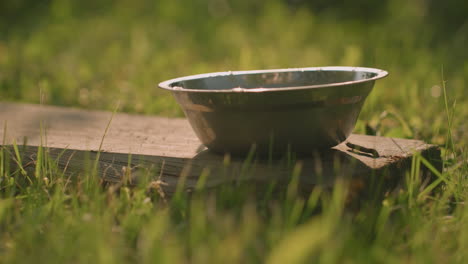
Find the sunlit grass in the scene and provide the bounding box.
[0,140,465,263]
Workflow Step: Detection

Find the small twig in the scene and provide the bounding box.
[93,108,117,173]
[390,137,407,155]
[148,160,168,204]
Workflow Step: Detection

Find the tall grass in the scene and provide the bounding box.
[0,142,465,263]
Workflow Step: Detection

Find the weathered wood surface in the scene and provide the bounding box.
[0,102,441,195]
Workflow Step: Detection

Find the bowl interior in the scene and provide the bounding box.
[164,67,387,91]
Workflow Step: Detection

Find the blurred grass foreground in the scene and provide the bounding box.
[0,0,467,263]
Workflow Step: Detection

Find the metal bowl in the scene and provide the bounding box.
[159,66,388,155]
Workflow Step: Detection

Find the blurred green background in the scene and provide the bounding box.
[1,1,467,263]
[0,0,467,145]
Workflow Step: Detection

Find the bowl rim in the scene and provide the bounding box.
[158,66,389,93]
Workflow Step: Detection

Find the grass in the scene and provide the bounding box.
[1,0,467,263]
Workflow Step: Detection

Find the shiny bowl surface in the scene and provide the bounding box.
[159,66,388,155]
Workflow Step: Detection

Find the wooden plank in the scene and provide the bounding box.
[0,102,441,196]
